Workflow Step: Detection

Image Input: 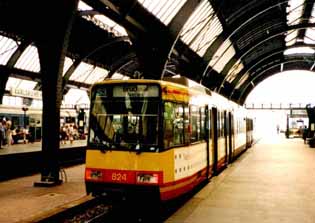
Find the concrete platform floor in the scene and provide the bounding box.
[1,134,315,223]
[0,165,87,223]
[166,135,315,223]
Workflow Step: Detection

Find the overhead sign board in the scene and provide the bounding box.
[10,88,42,99]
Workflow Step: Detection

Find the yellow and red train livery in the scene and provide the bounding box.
[85,77,253,202]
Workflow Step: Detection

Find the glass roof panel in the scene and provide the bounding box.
[5,77,37,91]
[310,5,315,23]
[159,0,187,25]
[78,1,92,10]
[138,0,187,25]
[180,0,222,56]
[190,16,223,57]
[84,66,108,84]
[180,0,210,44]
[209,40,236,73]
[0,35,18,65]
[63,88,90,105]
[304,5,315,44]
[286,0,305,48]
[284,47,315,55]
[304,29,315,44]
[285,30,298,46]
[14,45,40,72]
[69,62,94,82]
[287,0,305,25]
[226,62,244,83]
[111,73,130,80]
[79,1,128,36]
[63,57,74,76]
[235,73,249,89]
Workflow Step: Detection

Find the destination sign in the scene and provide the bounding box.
[113,85,159,97]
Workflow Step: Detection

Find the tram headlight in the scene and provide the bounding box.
[136,173,159,184]
[85,168,103,181]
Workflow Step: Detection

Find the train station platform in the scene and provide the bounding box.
[1,134,315,222]
[167,135,315,223]
[0,165,87,223]
[0,140,87,155]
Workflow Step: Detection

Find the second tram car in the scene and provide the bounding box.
[85,77,253,202]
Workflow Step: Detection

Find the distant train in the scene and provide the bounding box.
[0,105,87,141]
[85,77,254,203]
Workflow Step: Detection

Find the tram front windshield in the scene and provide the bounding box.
[88,84,160,152]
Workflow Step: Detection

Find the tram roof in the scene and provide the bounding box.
[0,0,314,105]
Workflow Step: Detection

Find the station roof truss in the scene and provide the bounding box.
[1,0,315,104]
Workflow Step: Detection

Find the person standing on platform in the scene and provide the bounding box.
[302,125,308,144]
[0,122,4,149]
[60,125,68,144]
[68,124,74,145]
[5,120,12,147]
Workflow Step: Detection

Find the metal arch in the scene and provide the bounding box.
[201,0,289,78]
[84,0,203,80]
[236,59,315,103]
[231,43,315,89]
[62,36,130,88]
[230,49,285,88]
[217,23,315,94]
[106,52,137,79]
[162,0,202,79]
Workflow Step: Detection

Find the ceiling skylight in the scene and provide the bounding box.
[285,0,306,50]
[284,47,315,55]
[78,1,128,36]
[304,29,315,44]
[0,35,18,65]
[180,0,223,57]
[287,0,305,25]
[304,5,315,44]
[138,0,187,25]
[209,40,236,73]
[6,77,37,91]
[14,45,40,73]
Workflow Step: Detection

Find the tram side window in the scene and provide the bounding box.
[174,105,184,145]
[208,109,212,139]
[200,107,206,140]
[190,106,205,142]
[221,111,225,137]
[184,106,190,144]
[163,102,184,148]
[190,106,201,143]
[217,111,221,137]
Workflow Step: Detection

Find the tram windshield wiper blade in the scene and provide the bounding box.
[135,143,141,154]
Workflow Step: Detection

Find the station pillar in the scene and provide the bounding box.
[33,0,78,187]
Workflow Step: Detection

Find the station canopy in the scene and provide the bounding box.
[0,0,315,106]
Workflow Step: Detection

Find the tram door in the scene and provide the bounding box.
[211,107,218,175]
[224,111,228,164]
[228,112,234,163]
[205,105,210,179]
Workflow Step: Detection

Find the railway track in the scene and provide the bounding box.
[34,194,180,223]
[36,196,112,223]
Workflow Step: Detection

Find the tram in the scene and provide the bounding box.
[85,77,253,202]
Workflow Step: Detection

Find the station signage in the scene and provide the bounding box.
[113,85,159,97]
[10,88,42,99]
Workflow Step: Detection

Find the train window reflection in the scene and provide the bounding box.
[89,96,159,152]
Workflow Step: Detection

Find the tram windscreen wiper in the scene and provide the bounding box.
[93,140,112,153]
